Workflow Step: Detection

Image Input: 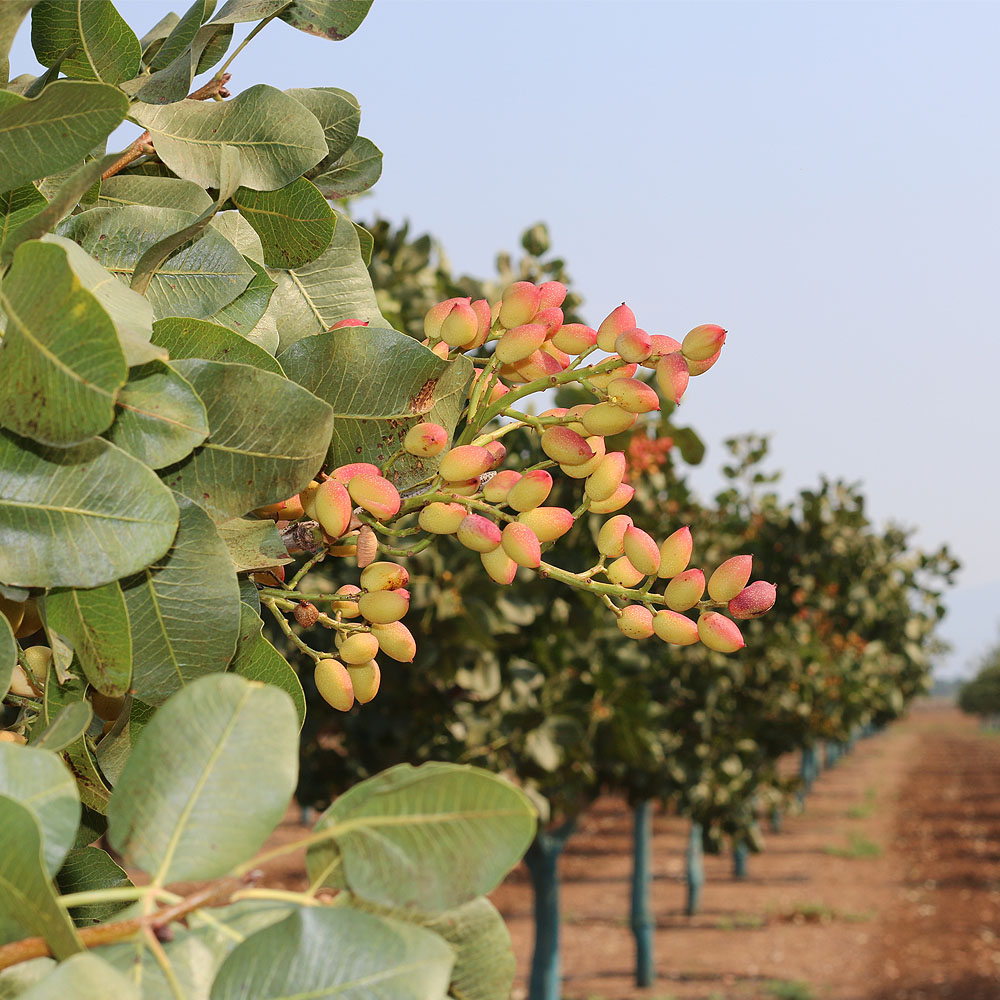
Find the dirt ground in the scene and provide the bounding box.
[253,702,1000,999]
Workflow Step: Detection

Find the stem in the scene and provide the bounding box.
[261,597,324,660]
[230,888,319,906]
[213,6,292,80]
[289,550,326,590]
[57,886,150,909]
[378,535,435,559]
[144,926,186,1000]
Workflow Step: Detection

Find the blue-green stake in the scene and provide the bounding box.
[631,800,655,986]
[732,838,749,879]
[525,818,576,1000]
[685,821,704,916]
[769,804,783,833]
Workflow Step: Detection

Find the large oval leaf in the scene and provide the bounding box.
[279,328,473,488]
[106,361,209,469]
[29,702,93,754]
[0,184,46,258]
[267,209,387,350]
[99,174,213,213]
[0,607,15,697]
[0,240,126,446]
[151,316,283,375]
[306,762,537,912]
[0,431,179,589]
[131,85,327,192]
[58,205,254,320]
[14,953,139,1000]
[210,907,452,1000]
[160,359,334,522]
[285,87,360,168]
[0,80,127,188]
[309,136,382,200]
[107,673,298,884]
[208,260,278,341]
[121,494,240,706]
[55,847,131,925]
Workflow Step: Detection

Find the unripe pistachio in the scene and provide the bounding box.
[582,402,638,436]
[330,318,368,329]
[358,588,409,624]
[446,478,481,497]
[439,301,481,348]
[588,361,638,391]
[585,452,627,502]
[331,584,361,618]
[517,506,575,542]
[482,470,521,504]
[501,522,542,568]
[533,307,564,334]
[314,658,354,711]
[424,296,470,340]
[506,469,553,512]
[498,281,541,329]
[23,645,52,683]
[607,555,644,587]
[252,565,285,587]
[653,609,700,645]
[618,604,654,639]
[640,334,683,368]
[328,539,359,560]
[664,568,706,611]
[403,422,448,457]
[314,479,352,539]
[254,494,304,520]
[597,514,633,557]
[655,353,690,404]
[540,341,572,369]
[439,445,493,482]
[331,462,382,485]
[507,348,565,382]
[418,501,467,534]
[0,731,26,744]
[597,303,637,352]
[562,404,592,436]
[560,436,606,479]
[456,514,502,553]
[606,377,660,414]
[538,407,568,420]
[657,526,693,578]
[588,482,635,514]
[89,690,125,721]
[495,323,548,364]
[481,546,518,584]
[624,525,660,576]
[707,555,753,603]
[697,612,745,653]
[541,426,594,466]
[347,660,380,703]
[484,441,507,468]
[681,324,727,362]
[430,341,450,359]
[537,280,567,310]
[16,603,41,640]
[354,523,378,567]
[551,323,597,355]
[687,348,721,376]
[0,595,24,632]
[8,664,39,697]
[470,370,510,405]
[615,327,652,364]
[338,631,380,664]
[728,581,777,620]
[468,299,493,349]
[371,621,416,662]
[298,480,322,518]
[360,561,409,592]
[294,601,319,627]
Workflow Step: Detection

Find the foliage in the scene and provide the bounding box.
[957,639,1000,718]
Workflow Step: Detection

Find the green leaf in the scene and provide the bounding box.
[99,174,213,212]
[195,22,233,73]
[209,907,452,1000]
[151,316,283,374]
[58,205,255,320]
[208,259,278,340]
[148,0,212,71]
[108,673,298,883]
[130,85,327,192]
[160,359,334,522]
[211,211,265,265]
[0,184,46,258]
[55,847,131,925]
[43,582,132,696]
[93,698,152,786]
[0,1,38,86]
[14,954,138,1000]
[0,613,14,699]
[238,577,260,613]
[279,0,374,40]
[121,494,240,706]
[285,87,360,170]
[0,431,179,590]
[309,136,382,200]
[0,240,126,446]
[217,519,289,572]
[233,178,336,268]
[0,81,127,188]
[41,236,165,367]
[279,328,473,489]
[306,762,537,912]
[0,796,82,957]
[138,10,180,54]
[30,702,93,753]
[230,602,305,727]
[267,209,387,350]
[106,361,210,470]
[354,221,373,267]
[0,743,80,876]
[31,1,140,84]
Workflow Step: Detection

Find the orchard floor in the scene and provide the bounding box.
[252,703,1000,1000]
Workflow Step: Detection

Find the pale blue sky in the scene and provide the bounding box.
[11,1,999,675]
